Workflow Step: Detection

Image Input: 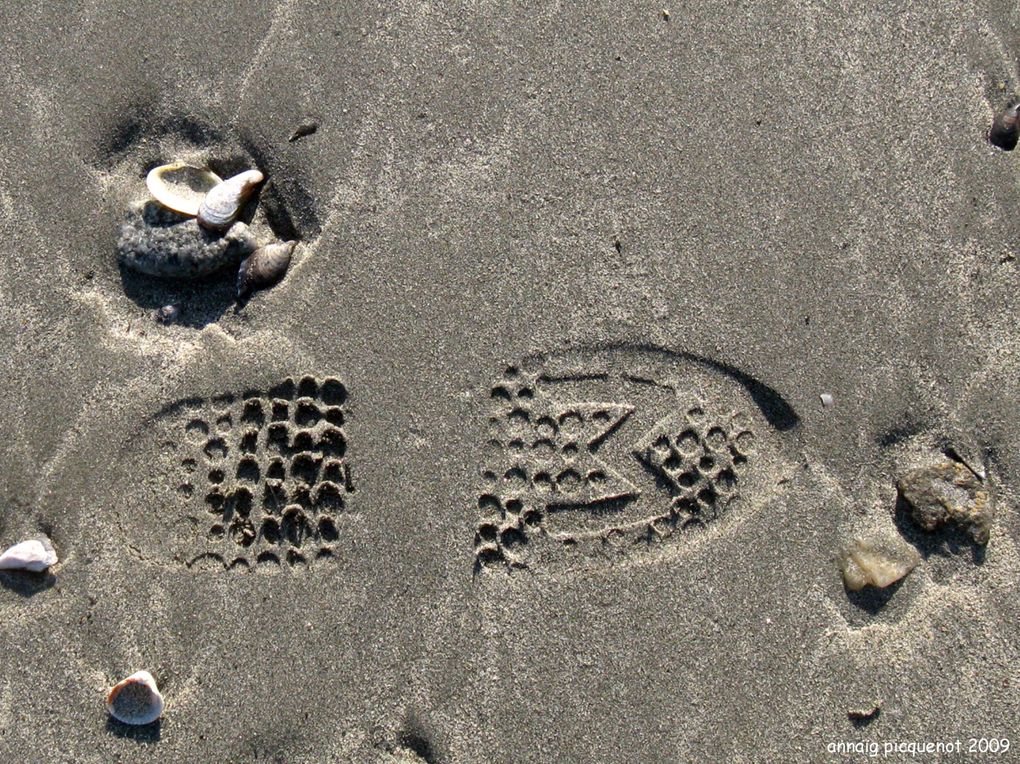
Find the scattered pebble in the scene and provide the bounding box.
[662,8,670,21]
[839,533,919,591]
[107,671,164,726]
[848,701,882,726]
[898,460,994,544]
[289,120,318,142]
[155,304,180,324]
[0,537,58,572]
[819,393,834,408]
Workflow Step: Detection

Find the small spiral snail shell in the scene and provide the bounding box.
[156,304,181,323]
[106,671,164,726]
[237,240,296,297]
[988,102,1020,151]
[197,169,265,231]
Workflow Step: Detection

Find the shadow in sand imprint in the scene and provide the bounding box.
[106,717,162,743]
[118,264,238,329]
[844,577,908,615]
[372,709,441,763]
[556,341,801,431]
[0,570,56,597]
[893,494,987,566]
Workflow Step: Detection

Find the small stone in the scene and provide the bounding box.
[155,305,180,324]
[0,537,58,572]
[819,393,834,408]
[848,701,882,726]
[898,460,994,544]
[839,533,919,591]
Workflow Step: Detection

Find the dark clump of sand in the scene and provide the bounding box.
[0,2,1018,762]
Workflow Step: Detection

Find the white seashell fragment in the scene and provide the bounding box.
[0,537,58,572]
[197,169,264,231]
[839,534,919,591]
[107,671,164,725]
[146,163,223,217]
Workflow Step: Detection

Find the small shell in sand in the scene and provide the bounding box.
[156,304,180,324]
[198,169,265,231]
[0,537,58,572]
[989,102,1020,151]
[839,534,919,591]
[107,671,164,726]
[237,240,296,297]
[146,163,223,217]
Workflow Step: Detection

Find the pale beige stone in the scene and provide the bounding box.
[839,534,919,591]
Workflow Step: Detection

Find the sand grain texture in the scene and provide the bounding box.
[0,1,1019,762]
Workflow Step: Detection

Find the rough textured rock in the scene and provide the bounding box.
[897,460,994,544]
[117,201,255,279]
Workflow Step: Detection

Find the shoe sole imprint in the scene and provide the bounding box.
[161,374,354,572]
[473,345,800,571]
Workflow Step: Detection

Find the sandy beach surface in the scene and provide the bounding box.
[0,1,1018,762]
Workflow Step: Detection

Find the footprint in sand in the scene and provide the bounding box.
[472,344,801,572]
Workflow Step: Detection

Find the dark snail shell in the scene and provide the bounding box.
[156,304,181,324]
[989,102,1020,151]
[237,241,296,298]
[289,120,318,142]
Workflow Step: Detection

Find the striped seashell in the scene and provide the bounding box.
[237,240,296,298]
[197,169,264,231]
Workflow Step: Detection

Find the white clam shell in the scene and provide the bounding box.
[146,163,223,217]
[197,169,264,231]
[0,537,58,572]
[107,671,164,726]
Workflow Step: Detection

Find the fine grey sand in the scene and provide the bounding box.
[1,2,1019,762]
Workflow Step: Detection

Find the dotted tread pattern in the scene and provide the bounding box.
[176,375,352,571]
[474,366,758,571]
[633,405,754,532]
